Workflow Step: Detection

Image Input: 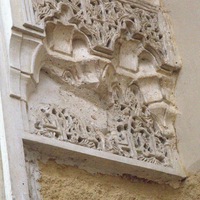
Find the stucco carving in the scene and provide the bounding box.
[31,101,172,166]
[31,0,168,58]
[0,0,187,199]
[29,49,177,167]
[24,0,180,169]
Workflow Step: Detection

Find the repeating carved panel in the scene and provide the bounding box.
[31,0,166,57]
[29,56,176,167]
[26,0,180,169]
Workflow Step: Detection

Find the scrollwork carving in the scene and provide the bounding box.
[32,0,58,24]
[30,69,173,167]
[27,0,180,170]
[31,0,165,56]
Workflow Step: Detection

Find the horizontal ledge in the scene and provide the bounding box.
[22,133,186,183]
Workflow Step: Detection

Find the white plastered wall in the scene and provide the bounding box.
[162,0,200,172]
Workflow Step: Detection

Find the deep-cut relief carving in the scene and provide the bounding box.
[30,62,174,167]
[32,0,58,24]
[31,0,164,56]
[27,0,180,169]
[31,101,172,166]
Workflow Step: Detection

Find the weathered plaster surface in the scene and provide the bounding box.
[39,161,200,200]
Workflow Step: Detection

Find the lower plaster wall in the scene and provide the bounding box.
[39,161,200,200]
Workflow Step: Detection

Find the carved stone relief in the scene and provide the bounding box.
[31,0,171,60]
[29,44,177,168]
[27,0,180,169]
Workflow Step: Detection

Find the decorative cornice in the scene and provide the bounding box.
[31,0,176,66]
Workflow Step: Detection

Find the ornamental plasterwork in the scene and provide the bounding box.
[26,0,181,169]
[30,86,172,166]
[31,0,170,59]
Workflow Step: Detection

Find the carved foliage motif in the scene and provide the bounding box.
[32,0,164,55]
[32,0,58,24]
[28,0,179,168]
[31,65,173,167]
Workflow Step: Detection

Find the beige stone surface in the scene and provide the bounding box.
[39,161,200,200]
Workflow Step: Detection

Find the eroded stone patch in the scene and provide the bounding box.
[38,161,200,200]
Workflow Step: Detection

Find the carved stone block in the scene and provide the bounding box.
[22,0,182,175]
